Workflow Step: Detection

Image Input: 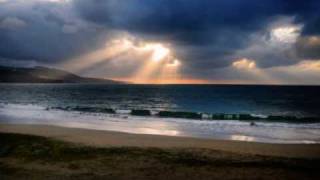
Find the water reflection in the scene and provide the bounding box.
[55,116,183,137]
[131,120,181,136]
[231,135,255,142]
[137,128,180,136]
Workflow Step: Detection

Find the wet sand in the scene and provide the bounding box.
[1,123,320,158]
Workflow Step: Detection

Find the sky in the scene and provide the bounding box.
[0,0,320,84]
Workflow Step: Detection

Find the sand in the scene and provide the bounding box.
[1,123,320,158]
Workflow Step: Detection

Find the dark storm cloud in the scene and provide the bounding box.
[73,0,320,70]
[73,0,320,41]
[74,0,279,44]
[0,0,109,63]
[294,36,320,59]
[0,0,319,81]
[284,0,320,35]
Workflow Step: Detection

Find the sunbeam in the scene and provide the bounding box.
[59,38,134,73]
[58,36,183,84]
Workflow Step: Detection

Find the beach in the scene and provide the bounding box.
[1,124,320,158]
[1,123,320,179]
[1,0,320,179]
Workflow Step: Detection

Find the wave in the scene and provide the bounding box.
[1,103,319,124]
[47,105,320,123]
[1,103,320,144]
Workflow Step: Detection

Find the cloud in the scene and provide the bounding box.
[62,24,79,34]
[295,36,320,59]
[202,59,320,85]
[0,17,26,30]
[0,0,319,84]
[232,17,303,68]
[72,0,320,77]
[232,58,256,69]
[0,0,109,62]
[267,60,320,84]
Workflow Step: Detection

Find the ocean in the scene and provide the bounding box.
[1,84,320,143]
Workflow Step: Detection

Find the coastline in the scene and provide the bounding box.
[1,123,320,158]
[1,123,320,179]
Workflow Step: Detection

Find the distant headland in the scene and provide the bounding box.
[0,66,124,84]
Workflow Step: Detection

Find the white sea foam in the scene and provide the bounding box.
[0,103,320,144]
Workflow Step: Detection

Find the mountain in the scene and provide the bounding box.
[0,66,123,84]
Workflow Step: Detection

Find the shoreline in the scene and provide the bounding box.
[1,123,320,158]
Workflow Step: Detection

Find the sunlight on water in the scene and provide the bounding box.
[137,128,180,136]
[231,135,255,142]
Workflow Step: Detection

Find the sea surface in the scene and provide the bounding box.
[0,84,320,143]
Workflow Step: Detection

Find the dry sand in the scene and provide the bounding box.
[1,123,320,158]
